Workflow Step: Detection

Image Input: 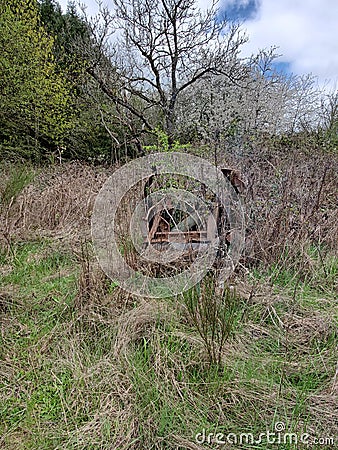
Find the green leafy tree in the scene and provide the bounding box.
[0,0,74,160]
[36,0,136,162]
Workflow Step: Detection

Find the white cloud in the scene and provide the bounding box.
[240,0,338,89]
[197,0,213,9]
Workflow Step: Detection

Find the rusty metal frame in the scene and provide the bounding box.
[142,168,244,250]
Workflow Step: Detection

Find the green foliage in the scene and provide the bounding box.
[0,0,75,160]
[0,163,36,208]
[144,127,191,153]
[183,276,243,366]
[321,120,338,153]
[36,0,137,162]
[38,0,90,78]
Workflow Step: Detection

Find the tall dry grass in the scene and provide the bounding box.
[1,147,337,284]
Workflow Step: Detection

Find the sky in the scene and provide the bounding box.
[220,0,338,90]
[57,0,338,91]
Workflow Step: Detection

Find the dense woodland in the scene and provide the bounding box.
[1,0,337,163]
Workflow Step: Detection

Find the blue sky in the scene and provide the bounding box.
[58,0,338,91]
[220,0,261,21]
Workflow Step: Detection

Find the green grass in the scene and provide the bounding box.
[0,239,337,449]
[251,244,338,308]
[0,163,37,208]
